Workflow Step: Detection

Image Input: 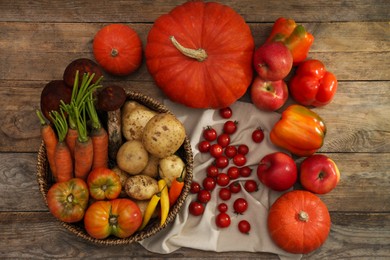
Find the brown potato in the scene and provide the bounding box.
[140,154,159,178]
[116,140,149,175]
[125,175,158,200]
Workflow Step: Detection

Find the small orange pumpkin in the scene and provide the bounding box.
[145,1,254,108]
[93,24,142,76]
[267,190,331,254]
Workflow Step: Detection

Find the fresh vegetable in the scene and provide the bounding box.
[121,104,157,141]
[40,80,72,122]
[50,110,73,183]
[270,104,327,157]
[63,58,103,88]
[267,190,331,254]
[84,198,142,239]
[203,177,217,192]
[223,121,238,135]
[93,24,142,76]
[266,17,314,65]
[168,167,186,206]
[219,107,233,119]
[197,189,211,203]
[233,198,248,214]
[289,59,338,107]
[36,110,58,178]
[116,140,149,175]
[124,175,159,201]
[145,1,254,108]
[65,128,78,160]
[87,167,122,200]
[216,212,231,228]
[97,85,127,112]
[203,127,217,142]
[217,203,228,213]
[238,220,251,234]
[188,201,204,216]
[158,179,169,226]
[86,91,108,169]
[252,128,264,143]
[140,154,159,179]
[46,178,89,223]
[142,113,186,158]
[139,191,161,230]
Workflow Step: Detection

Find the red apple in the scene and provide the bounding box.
[253,42,293,81]
[250,75,289,111]
[300,154,340,194]
[257,152,297,191]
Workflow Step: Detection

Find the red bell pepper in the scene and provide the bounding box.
[266,17,314,65]
[289,59,338,107]
[270,104,326,157]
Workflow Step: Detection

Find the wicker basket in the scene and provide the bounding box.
[36,90,193,245]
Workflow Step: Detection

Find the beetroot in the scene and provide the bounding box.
[40,80,72,121]
[63,58,103,88]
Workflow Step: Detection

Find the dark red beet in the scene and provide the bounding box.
[63,58,103,88]
[40,80,72,121]
[97,85,127,111]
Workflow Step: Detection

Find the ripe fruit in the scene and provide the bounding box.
[252,128,265,143]
[251,75,289,111]
[216,212,231,228]
[219,107,233,118]
[233,198,248,214]
[189,201,205,216]
[238,220,251,234]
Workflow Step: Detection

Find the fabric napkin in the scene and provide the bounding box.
[139,100,302,260]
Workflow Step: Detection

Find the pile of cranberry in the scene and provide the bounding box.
[188,107,265,234]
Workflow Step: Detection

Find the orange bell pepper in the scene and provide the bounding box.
[266,17,314,65]
[270,105,326,157]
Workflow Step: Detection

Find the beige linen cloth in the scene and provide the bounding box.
[139,100,302,260]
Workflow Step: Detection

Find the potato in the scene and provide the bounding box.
[116,140,149,175]
[159,155,186,187]
[111,166,130,197]
[142,113,186,158]
[125,175,158,200]
[140,154,159,178]
[122,105,157,141]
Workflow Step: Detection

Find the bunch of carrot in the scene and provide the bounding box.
[37,71,108,183]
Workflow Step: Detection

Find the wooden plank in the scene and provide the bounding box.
[0,211,388,259]
[0,0,389,23]
[1,152,389,212]
[0,81,388,153]
[0,22,389,82]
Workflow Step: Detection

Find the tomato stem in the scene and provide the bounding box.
[170,36,208,62]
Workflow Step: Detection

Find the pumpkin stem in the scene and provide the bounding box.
[111,48,119,57]
[170,36,208,62]
[298,210,309,222]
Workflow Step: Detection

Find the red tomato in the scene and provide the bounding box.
[216,212,231,228]
[244,179,259,193]
[190,181,201,194]
[215,156,229,169]
[207,165,219,178]
[252,128,265,143]
[227,166,240,180]
[233,198,248,214]
[219,107,233,119]
[198,140,211,153]
[210,144,223,158]
[189,201,205,216]
[203,177,216,191]
[84,198,142,239]
[219,187,232,201]
[238,220,251,234]
[240,166,252,177]
[237,144,249,155]
[229,181,242,193]
[47,178,89,223]
[197,189,211,203]
[218,202,228,213]
[233,154,247,166]
[203,126,217,141]
[87,167,122,200]
[217,133,231,147]
[223,120,238,134]
[224,145,237,158]
[216,173,230,187]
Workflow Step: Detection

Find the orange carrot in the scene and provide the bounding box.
[86,91,108,169]
[65,127,78,158]
[54,141,73,182]
[90,127,108,169]
[36,110,58,179]
[50,110,73,182]
[74,137,93,181]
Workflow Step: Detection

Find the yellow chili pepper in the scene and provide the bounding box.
[139,192,160,230]
[158,179,169,226]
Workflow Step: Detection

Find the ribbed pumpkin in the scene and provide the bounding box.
[145,1,254,108]
[267,190,331,254]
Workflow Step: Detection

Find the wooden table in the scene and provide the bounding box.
[1,0,389,259]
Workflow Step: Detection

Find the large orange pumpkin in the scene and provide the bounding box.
[145,1,255,108]
[267,190,331,254]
